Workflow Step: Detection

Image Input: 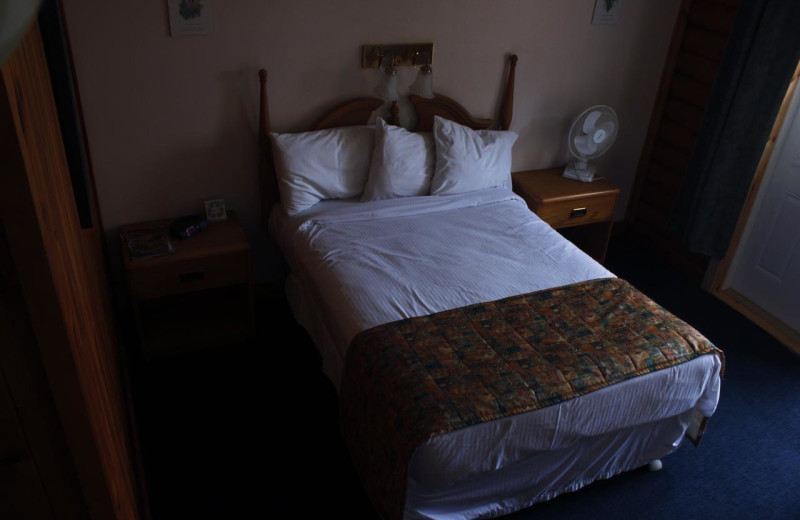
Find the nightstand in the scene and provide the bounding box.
[121,211,254,357]
[512,168,620,263]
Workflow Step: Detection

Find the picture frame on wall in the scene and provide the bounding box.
[204,199,227,222]
[167,0,216,36]
[592,0,622,25]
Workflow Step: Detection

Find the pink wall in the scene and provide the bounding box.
[61,0,680,281]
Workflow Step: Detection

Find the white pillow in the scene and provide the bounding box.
[361,118,434,201]
[430,115,518,195]
[270,125,374,215]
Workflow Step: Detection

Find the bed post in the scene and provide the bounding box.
[499,54,518,130]
[258,69,278,229]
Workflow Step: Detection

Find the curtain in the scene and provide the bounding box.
[669,0,800,258]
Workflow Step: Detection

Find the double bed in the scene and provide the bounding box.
[258,57,723,520]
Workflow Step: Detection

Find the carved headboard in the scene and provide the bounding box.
[258,54,518,227]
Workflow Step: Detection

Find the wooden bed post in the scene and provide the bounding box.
[258,69,278,229]
[499,54,518,131]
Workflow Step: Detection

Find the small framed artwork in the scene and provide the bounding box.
[167,0,216,36]
[592,0,622,25]
[204,199,227,222]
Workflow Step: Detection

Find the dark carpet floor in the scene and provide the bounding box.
[130,234,800,519]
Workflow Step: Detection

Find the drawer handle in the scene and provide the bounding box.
[179,270,205,283]
[570,207,588,218]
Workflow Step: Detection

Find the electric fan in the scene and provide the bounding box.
[563,105,618,182]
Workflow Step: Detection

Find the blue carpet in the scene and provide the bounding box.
[134,235,800,519]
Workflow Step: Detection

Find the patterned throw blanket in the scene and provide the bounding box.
[340,277,723,520]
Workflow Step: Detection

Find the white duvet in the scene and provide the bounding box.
[272,189,614,378]
[269,188,722,520]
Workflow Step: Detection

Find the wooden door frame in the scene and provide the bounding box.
[707,59,800,354]
[1,22,145,519]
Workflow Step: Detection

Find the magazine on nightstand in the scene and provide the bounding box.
[121,226,174,261]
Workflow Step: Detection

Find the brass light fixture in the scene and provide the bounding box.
[364,43,435,103]
[361,43,434,69]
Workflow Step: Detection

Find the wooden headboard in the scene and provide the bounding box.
[258,54,518,227]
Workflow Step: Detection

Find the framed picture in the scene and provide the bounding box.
[204,199,227,222]
[167,0,216,36]
[592,0,623,25]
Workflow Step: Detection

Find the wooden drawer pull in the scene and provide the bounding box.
[570,207,588,218]
[179,270,205,283]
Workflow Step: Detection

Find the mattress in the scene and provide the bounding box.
[268,188,722,519]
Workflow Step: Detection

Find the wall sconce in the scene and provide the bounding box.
[363,43,434,102]
[409,49,434,99]
[361,43,433,69]
[373,48,399,102]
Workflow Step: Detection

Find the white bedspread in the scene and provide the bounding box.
[272,189,614,380]
[269,188,722,520]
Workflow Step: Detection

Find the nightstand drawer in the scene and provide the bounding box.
[536,193,617,229]
[128,251,249,300]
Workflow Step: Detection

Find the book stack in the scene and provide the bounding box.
[121,227,174,261]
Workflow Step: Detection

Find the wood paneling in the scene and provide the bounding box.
[674,51,721,84]
[688,2,738,34]
[662,99,706,130]
[681,23,731,60]
[0,21,142,520]
[626,0,742,282]
[669,73,714,107]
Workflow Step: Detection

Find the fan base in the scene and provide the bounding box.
[563,163,596,182]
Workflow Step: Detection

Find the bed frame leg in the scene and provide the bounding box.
[647,459,663,472]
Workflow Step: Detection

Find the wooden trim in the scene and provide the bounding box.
[499,54,518,130]
[714,288,800,355]
[258,69,276,230]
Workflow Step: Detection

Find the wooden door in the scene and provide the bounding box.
[0,21,142,520]
[724,68,800,333]
[711,62,800,353]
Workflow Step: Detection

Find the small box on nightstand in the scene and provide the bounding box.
[120,211,254,357]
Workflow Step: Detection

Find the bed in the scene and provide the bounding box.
[257,57,724,520]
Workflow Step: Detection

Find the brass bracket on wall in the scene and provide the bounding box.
[361,43,434,68]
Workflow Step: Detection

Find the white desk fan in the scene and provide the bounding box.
[563,105,618,182]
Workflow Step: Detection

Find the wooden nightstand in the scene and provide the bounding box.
[121,211,254,357]
[512,168,620,263]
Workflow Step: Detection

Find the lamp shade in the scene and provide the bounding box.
[409,65,434,99]
[374,67,399,102]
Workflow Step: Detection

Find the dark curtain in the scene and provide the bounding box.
[669,0,800,258]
